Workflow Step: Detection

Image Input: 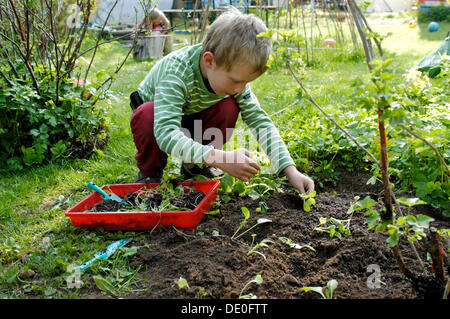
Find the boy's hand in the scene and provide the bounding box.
[205,148,260,182]
[283,165,315,194]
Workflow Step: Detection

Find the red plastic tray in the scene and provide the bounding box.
[65,180,220,230]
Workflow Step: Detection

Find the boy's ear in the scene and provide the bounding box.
[202,51,216,69]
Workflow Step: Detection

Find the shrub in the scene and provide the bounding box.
[418,6,450,22]
[0,64,108,170]
[0,1,131,170]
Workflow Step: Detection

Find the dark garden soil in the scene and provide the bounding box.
[80,169,449,299]
[89,191,206,212]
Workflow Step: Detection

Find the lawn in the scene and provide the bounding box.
[0,10,448,299]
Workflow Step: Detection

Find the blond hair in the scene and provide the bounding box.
[202,6,272,74]
[148,8,162,21]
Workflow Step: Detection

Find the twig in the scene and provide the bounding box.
[171,225,196,239]
[78,31,135,57]
[0,68,13,86]
[83,0,119,84]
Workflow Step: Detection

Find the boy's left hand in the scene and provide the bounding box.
[283,165,315,194]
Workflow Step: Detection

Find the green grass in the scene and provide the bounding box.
[0,12,448,298]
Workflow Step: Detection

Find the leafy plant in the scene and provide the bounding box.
[231,206,272,240]
[0,0,134,170]
[314,216,351,238]
[301,279,338,299]
[298,191,317,212]
[90,245,144,297]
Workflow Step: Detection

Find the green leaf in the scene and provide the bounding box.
[241,207,250,220]
[396,197,427,207]
[175,277,189,289]
[93,276,117,297]
[416,214,434,228]
[254,273,263,285]
[355,196,377,210]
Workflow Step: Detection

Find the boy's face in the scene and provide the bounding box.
[200,52,261,96]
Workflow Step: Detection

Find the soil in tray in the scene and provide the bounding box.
[89,191,206,212]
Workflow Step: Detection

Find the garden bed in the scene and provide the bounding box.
[80,170,449,299]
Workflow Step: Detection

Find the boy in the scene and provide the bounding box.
[130,7,314,194]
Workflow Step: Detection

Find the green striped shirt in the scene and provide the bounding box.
[137,44,294,174]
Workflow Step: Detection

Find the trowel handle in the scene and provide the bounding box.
[87,182,110,200]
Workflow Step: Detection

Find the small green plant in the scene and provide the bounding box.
[175,276,189,289]
[358,195,435,247]
[231,206,272,240]
[90,245,144,297]
[239,272,263,299]
[298,191,317,212]
[314,217,351,238]
[278,237,315,252]
[247,237,274,259]
[301,279,338,299]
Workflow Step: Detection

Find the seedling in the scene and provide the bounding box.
[301,279,338,299]
[231,207,272,240]
[247,238,274,259]
[298,191,316,212]
[231,207,251,240]
[175,276,189,289]
[239,272,263,299]
[314,217,351,238]
[279,237,315,252]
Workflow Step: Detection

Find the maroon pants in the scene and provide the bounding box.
[130,97,240,177]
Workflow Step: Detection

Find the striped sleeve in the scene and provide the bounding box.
[236,85,295,175]
[153,74,214,164]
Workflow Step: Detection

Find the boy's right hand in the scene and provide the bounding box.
[205,148,260,182]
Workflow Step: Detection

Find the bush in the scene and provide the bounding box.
[0,64,109,170]
[418,6,450,22]
[0,1,129,171]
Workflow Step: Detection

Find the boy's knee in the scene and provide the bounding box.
[130,101,154,136]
